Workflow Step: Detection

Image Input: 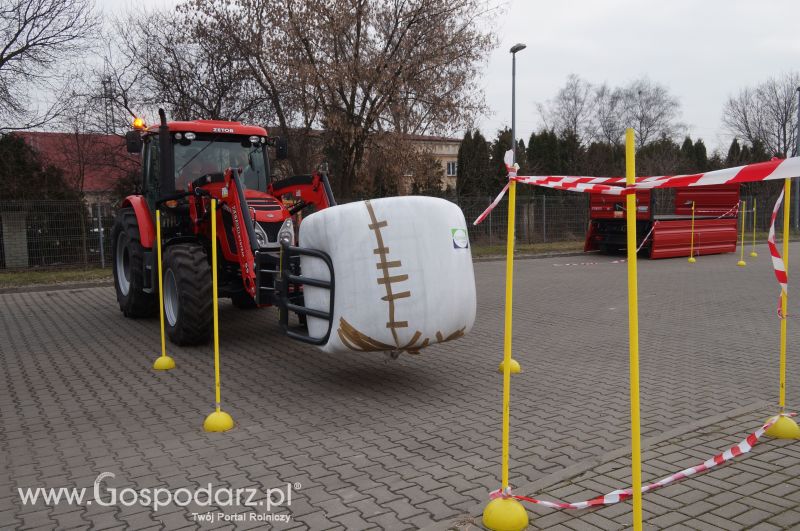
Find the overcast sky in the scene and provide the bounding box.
[480,0,799,152]
[102,0,799,152]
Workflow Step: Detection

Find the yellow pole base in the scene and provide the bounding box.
[737,260,747,267]
[153,356,176,371]
[482,497,529,531]
[750,251,758,258]
[688,256,696,263]
[497,358,522,374]
[204,410,234,432]
[765,415,800,439]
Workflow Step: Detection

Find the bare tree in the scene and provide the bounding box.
[590,83,625,145]
[723,72,799,157]
[538,74,594,143]
[291,0,496,196]
[52,94,138,194]
[0,0,98,130]
[112,10,271,124]
[185,0,324,175]
[191,0,496,197]
[538,75,682,147]
[621,77,683,146]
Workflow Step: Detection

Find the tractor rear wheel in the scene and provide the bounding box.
[162,243,213,345]
[112,208,156,318]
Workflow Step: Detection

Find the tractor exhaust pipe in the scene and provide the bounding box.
[158,108,175,195]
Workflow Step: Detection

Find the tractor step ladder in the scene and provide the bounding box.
[254,250,279,305]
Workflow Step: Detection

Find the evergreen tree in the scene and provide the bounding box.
[638,137,683,176]
[526,129,560,174]
[558,131,583,175]
[491,128,512,188]
[584,141,624,176]
[474,130,492,195]
[515,139,528,174]
[706,152,724,171]
[749,139,769,162]
[455,130,473,199]
[693,139,708,172]
[680,136,694,163]
[455,129,493,197]
[726,139,742,166]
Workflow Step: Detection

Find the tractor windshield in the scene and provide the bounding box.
[174,137,268,192]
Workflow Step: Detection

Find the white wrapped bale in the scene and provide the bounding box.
[299,196,476,355]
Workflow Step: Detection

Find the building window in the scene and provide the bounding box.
[446,161,457,176]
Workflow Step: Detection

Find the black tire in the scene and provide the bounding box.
[162,243,213,345]
[230,291,258,309]
[112,208,156,318]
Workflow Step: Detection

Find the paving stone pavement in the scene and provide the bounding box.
[1,243,799,530]
[431,405,800,530]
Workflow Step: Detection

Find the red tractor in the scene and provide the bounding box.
[113,109,335,345]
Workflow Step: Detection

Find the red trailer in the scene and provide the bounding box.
[584,184,740,259]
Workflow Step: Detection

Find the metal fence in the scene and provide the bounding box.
[0,195,591,271]
[0,192,789,271]
[458,194,590,246]
[0,201,115,270]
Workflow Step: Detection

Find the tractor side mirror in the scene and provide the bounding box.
[125,131,143,154]
[275,136,288,160]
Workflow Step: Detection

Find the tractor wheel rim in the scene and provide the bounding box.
[116,233,131,296]
[164,269,179,327]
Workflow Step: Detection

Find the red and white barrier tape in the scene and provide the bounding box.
[635,222,657,254]
[474,151,517,225]
[475,151,800,224]
[490,413,793,510]
[768,189,787,317]
[474,182,510,225]
[714,202,740,219]
[519,157,800,198]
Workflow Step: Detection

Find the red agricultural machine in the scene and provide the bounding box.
[114,109,335,345]
[584,184,741,258]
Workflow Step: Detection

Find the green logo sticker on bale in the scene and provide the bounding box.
[451,228,469,249]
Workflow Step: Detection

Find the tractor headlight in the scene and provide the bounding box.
[254,221,268,248]
[278,217,294,246]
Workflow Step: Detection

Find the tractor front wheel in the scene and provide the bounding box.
[162,244,213,345]
[112,208,156,318]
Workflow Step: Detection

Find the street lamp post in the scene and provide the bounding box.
[795,87,800,230]
[510,43,526,165]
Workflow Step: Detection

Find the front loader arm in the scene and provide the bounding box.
[220,169,258,298]
[269,171,336,212]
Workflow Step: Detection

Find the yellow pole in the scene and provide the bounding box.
[737,201,747,267]
[203,198,234,432]
[750,199,758,257]
[152,210,175,370]
[482,178,528,531]
[766,179,800,439]
[501,180,516,490]
[688,201,696,263]
[212,199,221,413]
[780,182,791,411]
[625,128,643,531]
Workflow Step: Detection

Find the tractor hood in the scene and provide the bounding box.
[244,189,290,224]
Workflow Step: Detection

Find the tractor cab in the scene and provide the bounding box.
[127,116,277,210]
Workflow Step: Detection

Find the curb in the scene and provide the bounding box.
[0,280,113,295]
[0,250,591,294]
[473,250,593,263]
[421,400,773,531]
